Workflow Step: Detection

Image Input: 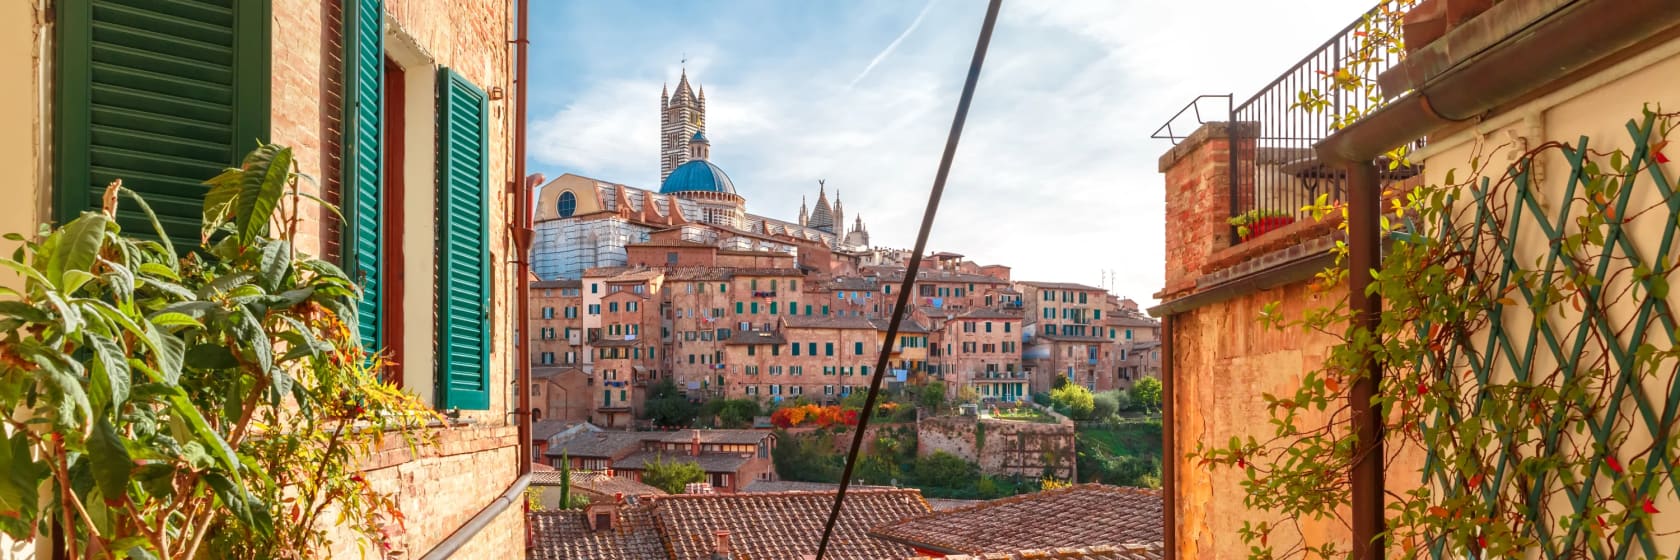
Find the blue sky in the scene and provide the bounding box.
[526,1,1373,305]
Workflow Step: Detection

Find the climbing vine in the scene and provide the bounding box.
[1198,107,1680,559]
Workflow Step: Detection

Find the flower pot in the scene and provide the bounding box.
[1239,216,1296,242]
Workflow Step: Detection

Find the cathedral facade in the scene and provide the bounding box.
[530,71,872,280]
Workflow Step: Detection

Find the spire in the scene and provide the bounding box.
[809,180,835,232]
[674,68,696,105]
[798,196,809,227]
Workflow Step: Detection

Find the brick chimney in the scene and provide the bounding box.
[711,530,732,560]
[690,431,701,457]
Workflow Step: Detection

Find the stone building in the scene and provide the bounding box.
[722,315,886,404]
[532,277,583,368]
[940,308,1027,401]
[1,0,526,556]
[544,429,778,493]
[1016,281,1114,392]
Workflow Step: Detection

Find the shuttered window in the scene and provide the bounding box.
[435,68,491,410]
[343,0,384,355]
[54,0,270,249]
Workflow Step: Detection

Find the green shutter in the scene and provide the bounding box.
[55,0,271,249]
[435,68,491,410]
[343,0,384,354]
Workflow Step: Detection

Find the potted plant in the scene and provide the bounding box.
[1228,209,1297,242]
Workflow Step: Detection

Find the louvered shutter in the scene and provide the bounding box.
[435,68,491,410]
[343,0,383,354]
[54,0,270,249]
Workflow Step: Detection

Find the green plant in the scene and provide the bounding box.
[642,455,706,494]
[0,144,438,559]
[1226,209,1294,240]
[700,398,761,428]
[1201,108,1680,558]
[558,451,572,510]
[909,451,978,489]
[1128,377,1161,413]
[642,377,698,428]
[1050,383,1095,421]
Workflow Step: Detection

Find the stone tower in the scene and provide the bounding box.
[660,69,706,181]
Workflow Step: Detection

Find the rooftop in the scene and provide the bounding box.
[612,450,752,474]
[869,484,1162,556]
[530,489,932,560]
[532,470,667,498]
[1016,281,1107,292]
[545,431,646,459]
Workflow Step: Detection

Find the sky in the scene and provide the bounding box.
[525,0,1373,306]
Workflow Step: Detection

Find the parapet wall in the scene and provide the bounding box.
[916,414,1076,480]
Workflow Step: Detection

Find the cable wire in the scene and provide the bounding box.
[813,0,1002,557]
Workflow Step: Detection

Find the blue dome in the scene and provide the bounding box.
[659,160,736,195]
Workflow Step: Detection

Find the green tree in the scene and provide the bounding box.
[642,377,699,427]
[1129,377,1162,413]
[701,398,762,428]
[918,380,948,412]
[910,451,979,489]
[640,455,706,494]
[1051,375,1070,390]
[1092,390,1121,421]
[558,451,573,509]
[1051,384,1096,421]
[956,384,981,405]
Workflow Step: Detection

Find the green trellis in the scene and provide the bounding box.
[1416,112,1680,559]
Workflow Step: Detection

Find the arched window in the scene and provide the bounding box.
[558,190,576,218]
[532,408,542,420]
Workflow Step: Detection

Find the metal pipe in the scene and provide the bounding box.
[416,473,532,560]
[1160,315,1176,560]
[512,0,533,476]
[1344,162,1384,560]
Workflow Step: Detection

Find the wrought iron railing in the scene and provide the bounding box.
[1150,1,1427,245]
[1226,0,1421,244]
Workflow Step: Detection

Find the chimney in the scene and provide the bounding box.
[711,530,732,560]
[614,492,625,505]
[690,431,701,457]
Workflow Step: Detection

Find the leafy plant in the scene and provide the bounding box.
[1227,209,1296,241]
[641,455,706,494]
[1050,383,1095,420]
[1128,377,1161,413]
[0,144,437,559]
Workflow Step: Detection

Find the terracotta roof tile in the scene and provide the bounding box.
[919,544,1164,560]
[1015,281,1107,292]
[784,315,878,330]
[652,489,929,560]
[869,484,1161,555]
[545,431,646,458]
[530,509,666,560]
[612,450,751,474]
[531,470,668,499]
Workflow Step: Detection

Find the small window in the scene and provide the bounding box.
[668,252,679,264]
[558,190,577,217]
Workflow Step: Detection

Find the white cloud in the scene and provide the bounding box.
[850,0,939,89]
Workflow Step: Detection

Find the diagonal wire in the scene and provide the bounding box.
[814,0,1002,557]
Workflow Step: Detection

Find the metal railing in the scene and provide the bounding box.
[1153,2,1422,245]
[1227,0,1417,244]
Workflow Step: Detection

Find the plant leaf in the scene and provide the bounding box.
[88,417,135,505]
[234,145,292,244]
[88,334,132,412]
[46,212,110,289]
[0,431,47,539]
[256,240,290,293]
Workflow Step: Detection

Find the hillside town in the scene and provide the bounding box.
[6,0,1680,559]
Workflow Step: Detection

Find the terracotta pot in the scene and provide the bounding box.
[1239,216,1297,242]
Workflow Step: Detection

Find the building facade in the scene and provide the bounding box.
[2,0,525,556]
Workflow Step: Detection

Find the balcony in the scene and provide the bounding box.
[1154,0,1420,247]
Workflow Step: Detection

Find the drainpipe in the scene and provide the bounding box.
[513,0,533,476]
[1159,315,1176,560]
[1314,2,1680,558]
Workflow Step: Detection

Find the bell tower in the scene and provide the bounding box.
[660,68,706,181]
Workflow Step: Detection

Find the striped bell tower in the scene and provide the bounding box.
[660,69,706,181]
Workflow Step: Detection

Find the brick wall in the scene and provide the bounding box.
[269,0,522,556]
[1155,123,1256,300]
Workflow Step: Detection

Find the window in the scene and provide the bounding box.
[751,302,759,314]
[592,283,599,294]
[788,301,798,315]
[985,322,993,333]
[589,304,600,315]
[720,283,727,293]
[855,341,864,355]
[1005,322,1012,333]
[825,343,834,356]
[748,345,756,356]
[558,190,577,217]
[667,251,679,264]
[770,302,778,315]
[609,302,618,313]
[736,302,744,314]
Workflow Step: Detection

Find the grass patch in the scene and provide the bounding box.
[988,407,1057,424]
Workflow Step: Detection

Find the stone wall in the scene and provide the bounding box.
[916,413,1076,480]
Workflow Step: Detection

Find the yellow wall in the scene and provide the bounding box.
[0,1,46,296]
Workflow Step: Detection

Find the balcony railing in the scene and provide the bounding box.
[1157,1,1421,246]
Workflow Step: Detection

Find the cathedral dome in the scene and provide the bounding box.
[659,159,736,195]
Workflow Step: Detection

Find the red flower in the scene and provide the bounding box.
[1643,498,1660,514]
[1606,456,1624,475]
[1657,151,1672,164]
[1477,536,1487,550]
[1416,382,1429,396]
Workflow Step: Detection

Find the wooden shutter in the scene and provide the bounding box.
[435,68,491,410]
[54,0,270,249]
[343,0,383,354]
